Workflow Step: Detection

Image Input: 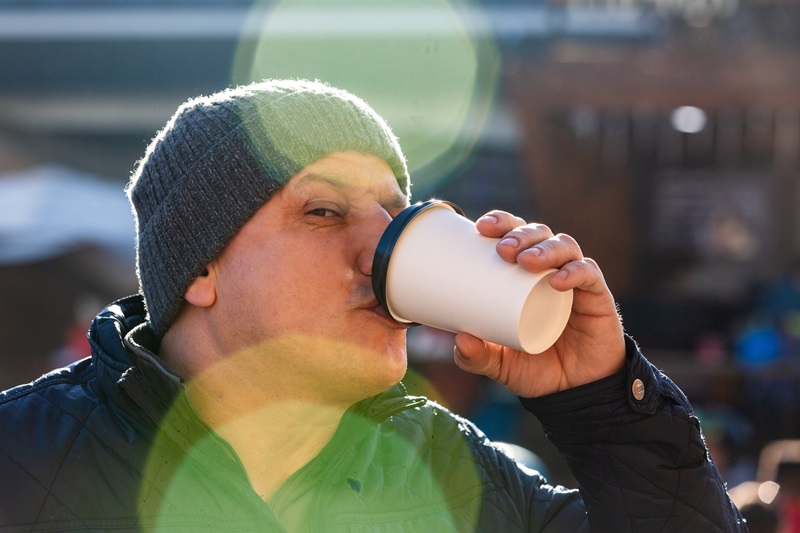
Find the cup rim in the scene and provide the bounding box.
[371,199,464,325]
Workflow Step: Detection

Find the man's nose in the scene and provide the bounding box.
[357,208,394,278]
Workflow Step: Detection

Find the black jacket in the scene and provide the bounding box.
[0,295,744,531]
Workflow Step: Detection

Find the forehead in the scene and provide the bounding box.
[285,151,409,208]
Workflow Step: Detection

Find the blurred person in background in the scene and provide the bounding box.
[760,440,800,532]
[735,260,800,368]
[0,79,744,531]
[729,439,800,533]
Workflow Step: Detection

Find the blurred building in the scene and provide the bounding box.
[506,0,800,349]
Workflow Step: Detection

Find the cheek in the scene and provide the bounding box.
[218,241,291,309]
[222,234,358,324]
[265,240,355,304]
[304,237,357,278]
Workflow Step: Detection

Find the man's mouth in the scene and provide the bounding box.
[364,300,409,330]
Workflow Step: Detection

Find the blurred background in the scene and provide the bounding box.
[1,0,799,529]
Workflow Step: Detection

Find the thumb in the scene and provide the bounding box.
[453,332,494,377]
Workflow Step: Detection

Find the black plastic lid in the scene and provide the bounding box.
[372,199,464,325]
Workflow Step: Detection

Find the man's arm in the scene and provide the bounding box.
[521,336,746,531]
[451,210,745,530]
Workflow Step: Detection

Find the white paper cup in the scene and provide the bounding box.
[372,200,574,354]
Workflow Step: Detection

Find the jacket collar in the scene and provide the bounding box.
[88,295,184,424]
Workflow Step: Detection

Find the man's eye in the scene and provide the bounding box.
[306,207,341,218]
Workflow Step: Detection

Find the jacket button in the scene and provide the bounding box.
[632,378,645,401]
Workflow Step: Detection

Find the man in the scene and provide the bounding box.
[0,79,744,531]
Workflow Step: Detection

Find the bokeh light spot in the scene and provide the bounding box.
[670,106,707,134]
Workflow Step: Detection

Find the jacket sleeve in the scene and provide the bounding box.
[519,335,747,532]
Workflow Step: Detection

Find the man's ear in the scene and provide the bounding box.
[184,264,217,308]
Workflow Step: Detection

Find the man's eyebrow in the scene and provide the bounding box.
[294,172,409,209]
[385,191,410,210]
[294,172,346,191]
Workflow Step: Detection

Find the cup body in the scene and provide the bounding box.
[373,201,573,354]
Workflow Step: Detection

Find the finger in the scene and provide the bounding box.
[475,210,528,238]
[452,332,496,378]
[548,257,609,296]
[515,232,583,271]
[491,225,557,266]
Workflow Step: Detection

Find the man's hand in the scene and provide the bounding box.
[452,210,626,398]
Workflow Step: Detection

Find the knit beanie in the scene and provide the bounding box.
[126,79,410,337]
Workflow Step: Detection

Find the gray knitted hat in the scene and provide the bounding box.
[126,79,410,337]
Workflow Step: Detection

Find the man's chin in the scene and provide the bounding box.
[225,333,406,398]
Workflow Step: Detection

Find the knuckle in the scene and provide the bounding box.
[515,226,538,239]
[553,232,574,245]
[532,223,552,235]
[568,258,598,278]
[486,209,511,219]
[485,210,528,230]
[582,257,601,273]
[574,259,592,273]
[583,256,599,267]
[510,223,550,241]
[554,233,583,254]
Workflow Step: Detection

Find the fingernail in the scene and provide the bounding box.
[479,214,498,224]
[453,346,463,361]
[520,246,542,257]
[498,237,519,248]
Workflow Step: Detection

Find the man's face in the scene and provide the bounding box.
[205,151,411,404]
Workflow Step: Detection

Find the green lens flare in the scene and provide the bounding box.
[232,0,499,190]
